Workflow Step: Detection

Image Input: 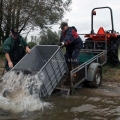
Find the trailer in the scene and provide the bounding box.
[56,49,107,94]
[9,45,107,98]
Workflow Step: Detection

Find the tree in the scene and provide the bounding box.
[40,29,59,45]
[0,0,72,45]
[28,41,36,49]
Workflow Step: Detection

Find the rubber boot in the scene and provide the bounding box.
[64,63,72,76]
[72,64,79,69]
[67,63,72,72]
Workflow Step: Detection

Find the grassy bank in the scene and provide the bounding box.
[0,55,5,68]
[0,55,5,78]
[102,64,120,82]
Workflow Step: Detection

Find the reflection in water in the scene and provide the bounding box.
[70,104,96,112]
[38,86,120,120]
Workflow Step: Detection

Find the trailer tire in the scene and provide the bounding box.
[89,67,102,88]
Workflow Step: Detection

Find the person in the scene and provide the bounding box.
[59,22,83,71]
[3,28,31,71]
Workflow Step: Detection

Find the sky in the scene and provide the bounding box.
[27,0,120,41]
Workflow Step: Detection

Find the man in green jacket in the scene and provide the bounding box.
[3,28,31,71]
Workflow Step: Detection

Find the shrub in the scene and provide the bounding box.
[27,42,36,49]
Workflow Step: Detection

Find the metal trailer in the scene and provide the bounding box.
[12,45,69,98]
[11,45,107,97]
[56,49,107,94]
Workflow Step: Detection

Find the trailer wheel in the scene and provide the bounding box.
[107,38,120,65]
[89,67,102,88]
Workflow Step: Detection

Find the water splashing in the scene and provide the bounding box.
[0,70,51,113]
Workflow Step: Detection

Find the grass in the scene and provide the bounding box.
[0,54,5,58]
[0,55,5,68]
[102,64,120,73]
[102,64,120,82]
[102,64,112,73]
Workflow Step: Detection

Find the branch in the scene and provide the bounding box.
[19,0,39,33]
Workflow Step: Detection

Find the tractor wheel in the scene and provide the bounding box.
[89,67,102,88]
[84,39,94,49]
[107,38,120,65]
[84,38,105,50]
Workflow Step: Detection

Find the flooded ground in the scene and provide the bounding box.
[0,81,120,120]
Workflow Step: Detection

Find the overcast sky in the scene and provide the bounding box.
[27,0,120,41]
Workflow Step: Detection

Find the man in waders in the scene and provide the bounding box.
[3,28,31,71]
[59,22,83,71]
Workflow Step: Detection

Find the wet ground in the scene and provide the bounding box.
[0,57,120,120]
[0,81,120,120]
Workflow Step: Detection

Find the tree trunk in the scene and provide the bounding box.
[0,0,3,45]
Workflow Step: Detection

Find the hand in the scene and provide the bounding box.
[27,48,31,53]
[26,46,31,53]
[8,61,13,68]
[58,42,65,47]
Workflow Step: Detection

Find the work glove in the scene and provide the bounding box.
[58,42,65,47]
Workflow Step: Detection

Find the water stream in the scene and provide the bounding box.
[0,70,51,113]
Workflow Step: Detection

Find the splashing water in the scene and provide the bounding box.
[0,70,51,113]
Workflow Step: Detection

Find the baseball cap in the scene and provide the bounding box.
[60,22,68,29]
[11,28,19,36]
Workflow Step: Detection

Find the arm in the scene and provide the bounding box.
[3,37,13,68]
[20,36,31,53]
[5,53,13,68]
[63,28,79,45]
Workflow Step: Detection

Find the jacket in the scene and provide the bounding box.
[3,35,28,71]
[60,27,83,51]
[3,35,28,54]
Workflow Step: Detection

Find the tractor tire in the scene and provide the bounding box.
[84,39,94,49]
[107,38,120,65]
[84,38,105,50]
[89,67,102,88]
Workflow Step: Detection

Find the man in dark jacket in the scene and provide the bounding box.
[3,28,31,71]
[59,22,83,70]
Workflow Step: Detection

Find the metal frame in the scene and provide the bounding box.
[70,49,107,91]
[91,6,114,34]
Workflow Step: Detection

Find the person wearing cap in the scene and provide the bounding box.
[59,22,83,70]
[3,28,31,71]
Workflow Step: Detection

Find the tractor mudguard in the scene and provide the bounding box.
[87,63,102,81]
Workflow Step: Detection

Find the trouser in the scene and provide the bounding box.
[64,49,80,70]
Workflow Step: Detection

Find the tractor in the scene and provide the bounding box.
[84,6,120,65]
